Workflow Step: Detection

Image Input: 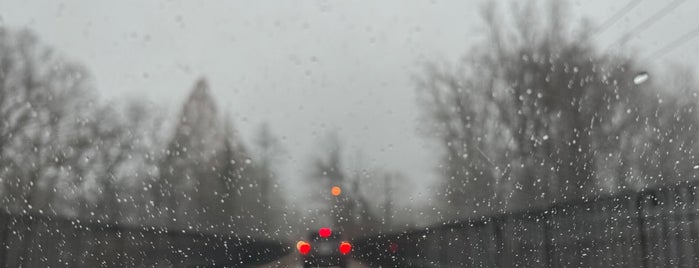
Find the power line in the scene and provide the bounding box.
[643,24,699,60]
[594,0,644,35]
[606,0,687,50]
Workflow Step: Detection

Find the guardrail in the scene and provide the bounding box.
[0,211,290,267]
[354,182,699,267]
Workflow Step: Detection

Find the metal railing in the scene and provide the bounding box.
[355,182,699,267]
[0,211,290,267]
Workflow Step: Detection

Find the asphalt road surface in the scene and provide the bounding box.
[259,254,367,268]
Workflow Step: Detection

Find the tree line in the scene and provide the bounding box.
[0,27,286,238]
[417,2,699,220]
[3,0,698,243]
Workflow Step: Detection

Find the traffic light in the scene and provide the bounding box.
[339,241,352,255]
[331,186,341,196]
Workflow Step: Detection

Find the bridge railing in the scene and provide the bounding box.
[0,211,290,267]
[354,182,699,267]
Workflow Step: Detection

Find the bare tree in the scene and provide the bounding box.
[252,123,286,235]
[307,134,383,237]
[0,28,95,214]
[0,27,104,267]
[417,1,699,219]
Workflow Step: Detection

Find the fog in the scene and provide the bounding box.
[2,1,697,210]
[3,1,699,266]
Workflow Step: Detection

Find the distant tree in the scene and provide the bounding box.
[115,99,167,225]
[308,134,351,231]
[307,134,382,237]
[619,65,699,189]
[254,123,284,170]
[153,79,276,236]
[215,121,245,231]
[216,116,263,234]
[252,123,286,234]
[153,78,224,231]
[0,27,96,214]
[74,100,165,223]
[0,27,104,266]
[417,1,699,219]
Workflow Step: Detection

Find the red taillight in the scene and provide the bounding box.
[319,227,332,238]
[389,242,399,253]
[339,241,352,255]
[297,241,311,255]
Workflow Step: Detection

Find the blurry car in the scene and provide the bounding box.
[301,230,349,268]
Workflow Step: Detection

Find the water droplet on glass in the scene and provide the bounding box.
[693,164,699,170]
[633,72,649,85]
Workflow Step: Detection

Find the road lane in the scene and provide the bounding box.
[258,254,368,268]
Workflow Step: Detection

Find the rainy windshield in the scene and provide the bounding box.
[2,1,699,267]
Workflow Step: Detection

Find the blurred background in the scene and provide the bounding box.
[1,0,699,267]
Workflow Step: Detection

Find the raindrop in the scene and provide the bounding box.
[693,164,699,170]
[633,72,649,85]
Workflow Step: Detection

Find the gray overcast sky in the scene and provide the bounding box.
[2,0,699,210]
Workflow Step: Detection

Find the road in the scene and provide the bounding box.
[258,254,368,268]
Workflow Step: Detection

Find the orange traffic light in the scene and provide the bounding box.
[296,241,311,255]
[331,186,341,196]
[319,227,332,238]
[339,241,352,255]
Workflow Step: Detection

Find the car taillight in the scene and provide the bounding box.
[389,242,399,253]
[297,241,311,255]
[339,241,352,255]
[319,227,332,238]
